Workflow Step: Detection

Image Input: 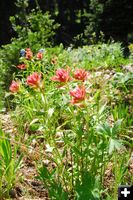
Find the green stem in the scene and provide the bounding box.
[35,0,41,10]
[113,151,118,200]
[71,149,74,195]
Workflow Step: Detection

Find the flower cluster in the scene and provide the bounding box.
[9,72,42,93]
[20,48,44,59]
[51,68,88,83]
[20,48,44,60]
[9,48,89,106]
[9,48,45,93]
[51,68,89,105]
[18,48,44,70]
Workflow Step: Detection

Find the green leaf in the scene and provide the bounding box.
[98,103,106,116]
[109,138,123,154]
[75,172,99,200]
[30,118,39,126]
[97,122,111,136]
[47,108,54,117]
[112,119,123,136]
[73,146,83,157]
[29,123,40,131]
[38,165,50,180]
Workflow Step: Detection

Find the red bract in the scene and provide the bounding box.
[25,48,33,60]
[51,68,71,83]
[26,72,41,88]
[9,81,19,93]
[70,86,86,104]
[17,64,26,70]
[73,68,88,81]
[36,52,43,60]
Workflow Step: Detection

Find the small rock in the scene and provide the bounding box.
[9,189,17,198]
[122,64,133,72]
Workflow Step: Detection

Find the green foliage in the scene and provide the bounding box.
[10,0,59,49]
[0,129,22,198]
[113,72,133,90]
[74,31,105,46]
[1,0,133,46]
[82,0,104,44]
[37,165,68,200]
[128,43,133,59]
[10,10,60,49]
[73,0,133,45]
[69,42,128,69]
[97,120,123,155]
[112,104,133,127]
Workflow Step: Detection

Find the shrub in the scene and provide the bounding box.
[10,10,60,49]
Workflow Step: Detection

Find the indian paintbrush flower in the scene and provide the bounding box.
[73,68,88,81]
[26,72,42,88]
[51,68,71,83]
[17,63,27,70]
[9,81,20,93]
[36,52,43,60]
[25,48,33,60]
[70,85,86,104]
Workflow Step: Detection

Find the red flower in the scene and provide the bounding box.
[73,68,88,81]
[51,68,71,83]
[17,63,27,70]
[70,86,86,104]
[25,48,33,60]
[9,81,20,93]
[26,72,41,88]
[36,52,43,60]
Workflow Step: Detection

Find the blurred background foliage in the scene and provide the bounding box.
[0,0,133,46]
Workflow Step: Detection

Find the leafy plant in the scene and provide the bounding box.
[97,119,123,155]
[112,72,133,91]
[37,165,68,200]
[0,129,22,198]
